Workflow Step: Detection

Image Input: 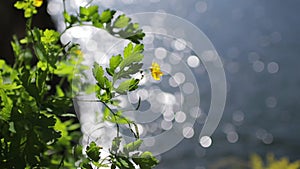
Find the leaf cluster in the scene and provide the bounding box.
[63,5,145,43]
[1,3,86,168]
[93,42,144,104]
[0,1,158,169]
[79,138,158,169]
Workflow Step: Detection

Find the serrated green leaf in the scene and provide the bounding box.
[100,9,116,23]
[115,79,140,94]
[92,16,103,28]
[80,6,98,16]
[80,6,99,22]
[86,141,101,162]
[111,43,144,82]
[119,43,144,69]
[114,14,130,28]
[114,63,143,81]
[109,54,122,73]
[123,43,133,58]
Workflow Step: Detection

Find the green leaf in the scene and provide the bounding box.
[132,151,159,169]
[112,43,144,82]
[114,111,132,124]
[102,107,111,122]
[9,122,16,133]
[63,11,71,23]
[123,139,143,154]
[126,30,146,44]
[86,141,101,162]
[115,79,140,94]
[115,79,132,94]
[80,6,99,21]
[56,85,65,97]
[123,43,144,58]
[92,63,105,85]
[114,14,130,28]
[114,63,143,81]
[100,9,116,23]
[36,69,47,95]
[92,16,103,28]
[123,43,133,58]
[63,12,78,25]
[119,43,144,69]
[115,156,134,169]
[108,54,122,75]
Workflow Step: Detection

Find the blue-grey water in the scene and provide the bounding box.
[49,0,300,168]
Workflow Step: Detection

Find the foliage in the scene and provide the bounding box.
[0,0,158,168]
[250,154,300,169]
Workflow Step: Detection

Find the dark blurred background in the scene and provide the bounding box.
[0,0,55,64]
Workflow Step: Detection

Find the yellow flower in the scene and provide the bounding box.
[150,62,163,81]
[75,49,82,56]
[33,0,43,7]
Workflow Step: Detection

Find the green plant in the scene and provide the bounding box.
[0,0,158,168]
[250,154,300,169]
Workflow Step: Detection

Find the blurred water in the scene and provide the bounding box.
[49,0,300,168]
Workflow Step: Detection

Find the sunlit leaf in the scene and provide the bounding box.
[108,54,122,75]
[123,139,143,154]
[114,14,130,28]
[100,9,116,23]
